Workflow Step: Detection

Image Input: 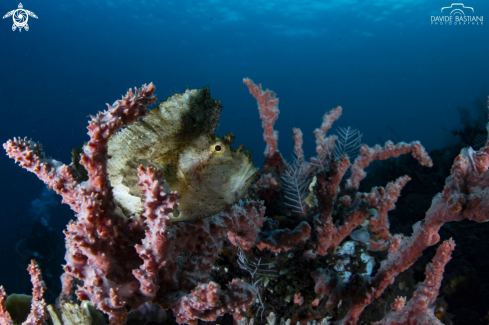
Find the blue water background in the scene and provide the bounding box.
[0,0,488,295]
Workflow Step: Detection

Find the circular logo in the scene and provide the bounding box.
[13,9,28,27]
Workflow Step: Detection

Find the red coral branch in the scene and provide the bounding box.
[257,221,311,253]
[133,165,179,298]
[173,280,256,325]
[313,155,369,255]
[341,141,489,324]
[23,261,47,325]
[243,78,280,157]
[292,127,305,163]
[367,176,411,251]
[375,239,455,325]
[0,287,12,325]
[5,84,157,325]
[226,201,265,251]
[346,141,433,193]
[0,261,47,325]
[3,138,80,210]
[310,106,342,169]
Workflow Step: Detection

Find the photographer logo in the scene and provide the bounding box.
[2,3,38,32]
[431,3,483,25]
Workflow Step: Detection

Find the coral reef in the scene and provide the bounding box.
[2,80,489,325]
[2,84,259,324]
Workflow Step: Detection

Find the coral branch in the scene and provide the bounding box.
[375,239,455,325]
[0,261,47,325]
[63,84,157,324]
[314,155,367,255]
[311,106,342,169]
[243,78,280,157]
[23,261,47,325]
[292,127,305,163]
[342,139,489,324]
[56,273,74,306]
[311,268,335,298]
[346,141,433,193]
[3,138,80,210]
[367,176,411,251]
[316,106,342,139]
[226,201,266,251]
[149,200,264,310]
[0,287,12,325]
[390,297,406,312]
[257,220,311,253]
[173,280,256,325]
[133,165,179,298]
[2,84,157,324]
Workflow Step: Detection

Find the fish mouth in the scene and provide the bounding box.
[231,161,257,193]
[244,170,258,186]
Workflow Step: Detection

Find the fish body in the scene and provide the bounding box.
[107,87,256,221]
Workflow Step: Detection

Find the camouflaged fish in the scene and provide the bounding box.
[107,87,256,221]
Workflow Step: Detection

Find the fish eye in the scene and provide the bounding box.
[210,142,225,154]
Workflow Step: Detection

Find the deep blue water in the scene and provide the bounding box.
[0,0,488,308]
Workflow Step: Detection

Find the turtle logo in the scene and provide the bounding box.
[3,3,38,32]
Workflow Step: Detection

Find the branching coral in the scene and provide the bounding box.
[246,78,489,324]
[3,84,261,324]
[2,80,489,325]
